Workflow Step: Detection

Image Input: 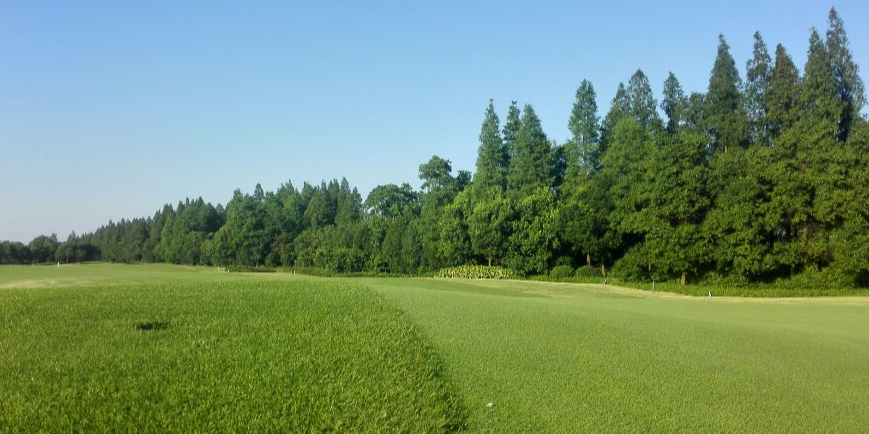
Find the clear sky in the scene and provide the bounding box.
[2,1,867,242]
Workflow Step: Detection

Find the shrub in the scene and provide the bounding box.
[575,265,601,279]
[611,247,650,281]
[364,254,387,273]
[435,265,518,280]
[549,265,574,279]
[554,256,573,267]
[313,248,366,273]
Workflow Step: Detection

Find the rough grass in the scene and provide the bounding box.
[0,266,466,433]
[529,274,869,297]
[362,278,869,433]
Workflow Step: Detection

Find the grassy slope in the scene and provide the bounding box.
[0,265,465,433]
[362,278,869,433]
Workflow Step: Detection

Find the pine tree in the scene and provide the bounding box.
[597,117,649,273]
[745,32,772,145]
[661,72,686,133]
[600,83,630,148]
[683,92,706,128]
[703,145,772,281]
[827,7,865,140]
[502,101,521,161]
[766,29,844,275]
[766,44,801,139]
[507,105,552,197]
[335,178,363,226]
[475,100,508,190]
[627,69,659,129]
[566,80,600,180]
[644,128,710,284]
[706,35,748,154]
[802,29,843,124]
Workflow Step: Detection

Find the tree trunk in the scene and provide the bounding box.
[680,272,687,285]
[586,254,592,266]
[488,257,492,267]
[601,263,606,277]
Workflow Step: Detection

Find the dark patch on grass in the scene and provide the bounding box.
[135,321,169,331]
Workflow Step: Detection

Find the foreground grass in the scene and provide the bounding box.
[4,264,869,433]
[0,266,465,433]
[362,278,869,433]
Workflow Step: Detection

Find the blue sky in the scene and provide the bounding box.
[1,1,867,242]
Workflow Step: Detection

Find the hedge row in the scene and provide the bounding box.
[435,265,518,280]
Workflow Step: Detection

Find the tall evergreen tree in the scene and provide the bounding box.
[475,100,508,190]
[468,188,515,267]
[745,32,772,145]
[502,101,522,161]
[507,105,552,196]
[335,178,363,226]
[643,129,710,284]
[706,35,748,154]
[661,72,686,133]
[600,118,650,256]
[683,92,706,128]
[600,83,630,148]
[627,69,659,129]
[703,145,773,281]
[766,45,801,139]
[566,80,600,180]
[827,7,865,140]
[766,29,844,274]
[802,29,843,124]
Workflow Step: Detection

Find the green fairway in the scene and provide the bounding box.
[1,264,868,433]
[361,278,869,433]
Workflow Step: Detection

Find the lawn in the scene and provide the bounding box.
[1,264,868,433]
[0,265,464,433]
[362,278,869,433]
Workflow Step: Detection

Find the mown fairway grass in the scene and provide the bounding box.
[2,265,869,433]
[0,265,465,433]
[362,278,869,433]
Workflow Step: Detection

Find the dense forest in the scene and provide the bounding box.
[3,9,868,287]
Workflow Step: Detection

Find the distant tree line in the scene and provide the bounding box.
[3,9,868,286]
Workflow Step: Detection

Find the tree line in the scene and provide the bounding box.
[3,9,867,287]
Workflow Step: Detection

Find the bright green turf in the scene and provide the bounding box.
[361,278,869,433]
[0,265,465,433]
[0,263,253,289]
[2,264,869,433]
